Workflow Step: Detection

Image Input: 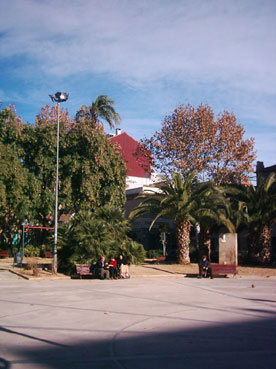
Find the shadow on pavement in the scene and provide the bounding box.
[2,314,276,369]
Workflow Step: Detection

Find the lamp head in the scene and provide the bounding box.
[49,92,69,103]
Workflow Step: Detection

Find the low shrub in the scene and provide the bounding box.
[119,240,146,264]
[147,249,163,259]
[24,245,40,257]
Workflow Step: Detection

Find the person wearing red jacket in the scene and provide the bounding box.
[109,257,118,279]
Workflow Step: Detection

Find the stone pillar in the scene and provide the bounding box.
[219,233,238,265]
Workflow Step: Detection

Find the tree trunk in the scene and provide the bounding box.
[199,227,211,260]
[176,221,191,264]
[248,225,272,264]
[258,225,271,264]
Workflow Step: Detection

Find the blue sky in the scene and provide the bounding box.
[1,0,276,167]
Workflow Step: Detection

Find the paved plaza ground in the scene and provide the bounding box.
[0,268,276,369]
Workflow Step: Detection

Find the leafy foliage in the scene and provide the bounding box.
[0,107,40,246]
[130,172,234,264]
[0,97,126,249]
[24,245,41,257]
[57,208,145,273]
[119,239,146,264]
[140,104,256,185]
[226,173,276,262]
[76,95,121,129]
[65,118,126,211]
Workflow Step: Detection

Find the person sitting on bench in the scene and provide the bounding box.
[117,255,130,278]
[97,256,110,280]
[199,255,213,279]
[108,256,118,279]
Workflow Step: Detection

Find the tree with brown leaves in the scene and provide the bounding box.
[141,104,256,185]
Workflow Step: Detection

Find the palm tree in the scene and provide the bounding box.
[58,210,112,266]
[194,187,235,260]
[94,205,130,240]
[232,173,276,262]
[130,172,233,264]
[76,95,121,129]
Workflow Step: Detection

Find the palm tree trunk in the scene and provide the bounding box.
[248,224,272,264]
[176,221,191,264]
[199,227,211,260]
[259,224,271,263]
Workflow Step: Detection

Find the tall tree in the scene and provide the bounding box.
[140,104,255,185]
[0,102,126,250]
[76,95,121,129]
[130,172,233,264]
[20,104,126,222]
[0,142,40,247]
[230,173,276,263]
[65,118,126,211]
[0,106,39,247]
[20,105,72,225]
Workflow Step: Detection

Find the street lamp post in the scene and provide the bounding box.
[49,92,69,273]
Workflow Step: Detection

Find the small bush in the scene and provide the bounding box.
[119,240,146,264]
[24,245,40,257]
[147,249,163,259]
[57,208,146,274]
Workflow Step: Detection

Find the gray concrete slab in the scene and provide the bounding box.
[0,277,276,369]
[0,269,22,281]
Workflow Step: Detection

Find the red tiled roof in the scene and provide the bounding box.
[109,132,150,178]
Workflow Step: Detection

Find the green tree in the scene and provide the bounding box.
[0,105,23,153]
[20,105,72,225]
[20,104,126,220]
[194,184,234,260]
[0,102,126,250]
[94,205,130,239]
[230,173,276,263]
[57,208,145,273]
[76,95,121,129]
[130,172,233,264]
[58,210,113,267]
[0,106,40,247]
[65,118,126,211]
[0,142,40,248]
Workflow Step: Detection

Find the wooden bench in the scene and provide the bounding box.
[0,250,9,258]
[152,255,167,264]
[45,251,53,258]
[157,255,166,262]
[211,264,238,277]
[76,264,93,279]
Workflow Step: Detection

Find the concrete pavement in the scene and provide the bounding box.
[1,276,276,368]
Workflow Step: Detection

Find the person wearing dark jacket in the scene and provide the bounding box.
[199,255,213,278]
[97,256,110,279]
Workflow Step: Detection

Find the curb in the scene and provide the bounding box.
[8,268,71,281]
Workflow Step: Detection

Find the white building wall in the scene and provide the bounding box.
[126,173,159,190]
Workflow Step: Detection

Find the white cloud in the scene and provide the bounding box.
[1,0,276,93]
[1,0,276,165]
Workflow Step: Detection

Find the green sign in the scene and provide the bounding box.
[12,232,18,246]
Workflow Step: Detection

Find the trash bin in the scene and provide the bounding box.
[14,252,23,265]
